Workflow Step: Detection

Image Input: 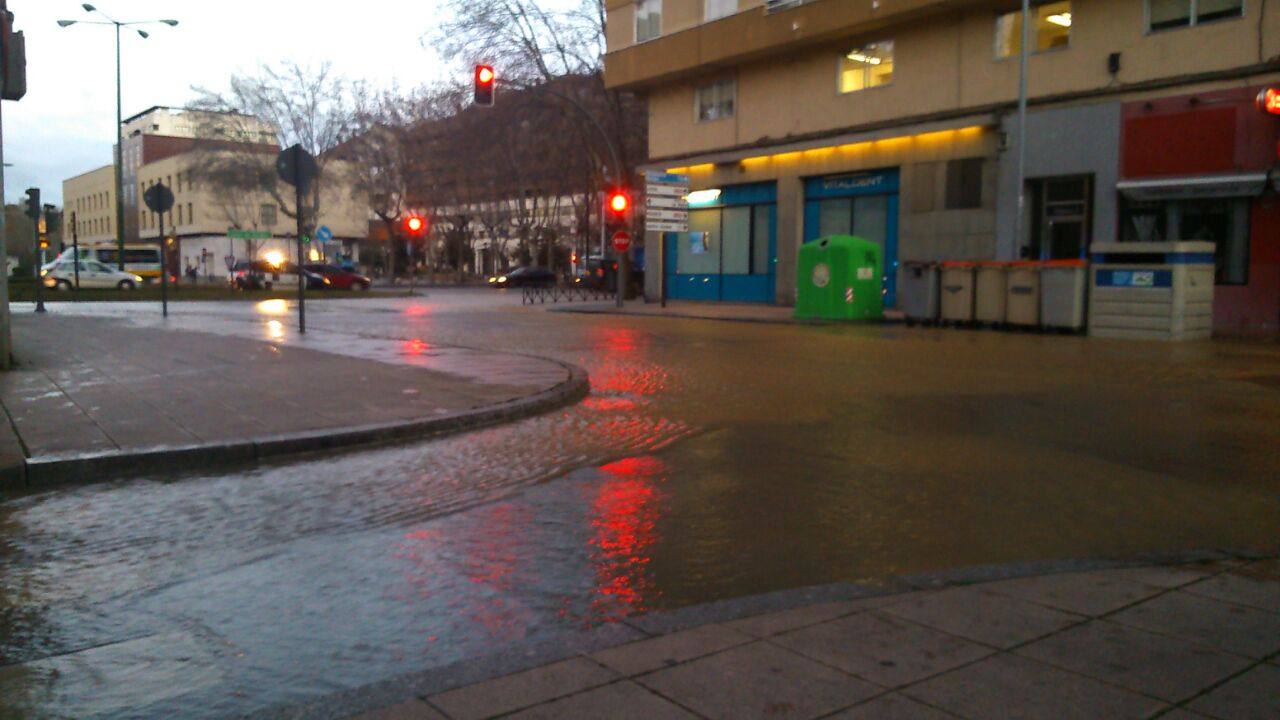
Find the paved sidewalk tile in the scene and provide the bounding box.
[427,657,616,720]
[1106,566,1215,589]
[772,611,993,688]
[639,641,880,720]
[1182,571,1280,614]
[1108,591,1280,659]
[505,680,698,720]
[1016,619,1252,702]
[829,694,961,720]
[352,698,447,720]
[881,586,1083,648]
[590,624,753,676]
[904,654,1167,720]
[724,596,902,638]
[1186,663,1280,720]
[982,570,1163,616]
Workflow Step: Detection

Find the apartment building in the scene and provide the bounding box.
[63,107,369,280]
[605,0,1280,331]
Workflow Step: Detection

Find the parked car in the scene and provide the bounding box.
[229,260,328,290]
[41,260,144,290]
[488,266,556,288]
[304,263,371,291]
[44,244,162,282]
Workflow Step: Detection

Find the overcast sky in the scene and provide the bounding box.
[4,0,452,205]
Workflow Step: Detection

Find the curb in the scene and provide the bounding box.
[4,361,589,491]
[551,306,908,326]
[249,546,1277,720]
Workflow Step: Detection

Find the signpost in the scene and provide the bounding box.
[143,182,174,318]
[645,172,690,306]
[276,144,318,334]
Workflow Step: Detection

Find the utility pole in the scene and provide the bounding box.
[295,180,305,334]
[1014,0,1031,259]
[70,211,79,289]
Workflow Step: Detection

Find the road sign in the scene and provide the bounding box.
[143,183,174,214]
[647,183,690,198]
[276,144,318,190]
[645,172,689,185]
[612,230,632,252]
[648,221,689,233]
[316,225,333,242]
[645,172,690,232]
[646,195,688,209]
[228,229,272,240]
[647,208,689,222]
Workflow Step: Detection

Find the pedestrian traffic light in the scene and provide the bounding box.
[23,187,39,219]
[474,64,495,106]
[1,9,28,102]
[42,204,60,234]
[38,236,48,250]
[403,214,427,237]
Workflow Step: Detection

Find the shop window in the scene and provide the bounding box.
[695,78,735,122]
[840,41,894,93]
[705,0,736,21]
[944,158,983,210]
[636,0,662,43]
[995,1,1072,58]
[1147,0,1243,31]
[677,203,773,276]
[1121,197,1249,284]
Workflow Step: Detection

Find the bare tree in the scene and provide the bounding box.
[189,62,362,237]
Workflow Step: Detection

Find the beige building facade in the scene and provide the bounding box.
[606,0,1280,331]
[62,165,117,244]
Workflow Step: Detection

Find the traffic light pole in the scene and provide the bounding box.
[33,218,44,313]
[158,211,168,318]
[71,211,80,290]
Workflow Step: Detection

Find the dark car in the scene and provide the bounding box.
[305,263,371,291]
[229,260,328,290]
[488,266,556,288]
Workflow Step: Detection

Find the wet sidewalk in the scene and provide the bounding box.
[552,299,906,324]
[0,314,585,488]
[350,558,1279,720]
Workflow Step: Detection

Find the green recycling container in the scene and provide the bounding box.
[795,235,883,321]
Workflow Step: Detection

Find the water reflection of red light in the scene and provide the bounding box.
[581,395,637,412]
[402,338,431,355]
[404,304,432,317]
[589,455,665,621]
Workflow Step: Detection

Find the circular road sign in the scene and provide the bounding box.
[612,230,632,253]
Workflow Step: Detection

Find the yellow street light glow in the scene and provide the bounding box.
[263,250,285,267]
[256,299,288,316]
[846,52,882,65]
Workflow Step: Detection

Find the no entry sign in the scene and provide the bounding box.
[612,230,632,253]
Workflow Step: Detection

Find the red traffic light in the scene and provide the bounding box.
[608,191,629,215]
[474,65,496,106]
[1259,87,1280,116]
[403,214,427,235]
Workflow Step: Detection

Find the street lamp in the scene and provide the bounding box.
[57,5,178,270]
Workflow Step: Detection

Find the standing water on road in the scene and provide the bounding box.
[2,292,1278,718]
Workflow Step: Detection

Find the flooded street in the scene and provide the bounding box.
[2,291,1278,718]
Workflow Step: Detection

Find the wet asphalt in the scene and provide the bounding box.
[1,289,1277,719]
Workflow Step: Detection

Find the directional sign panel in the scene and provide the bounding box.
[647,195,688,209]
[648,221,689,233]
[647,208,689,222]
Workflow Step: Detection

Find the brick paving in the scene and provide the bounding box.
[0,314,576,487]
[350,559,1279,720]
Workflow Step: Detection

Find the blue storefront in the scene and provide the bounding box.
[663,182,777,303]
[803,168,900,307]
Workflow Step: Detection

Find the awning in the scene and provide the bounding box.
[1116,172,1269,201]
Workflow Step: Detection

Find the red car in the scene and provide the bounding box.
[304,264,371,290]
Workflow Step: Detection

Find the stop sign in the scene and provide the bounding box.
[612,230,632,252]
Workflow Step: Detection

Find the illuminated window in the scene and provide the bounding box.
[840,41,894,93]
[636,0,662,42]
[705,0,736,21]
[995,1,1072,58]
[1147,0,1242,31]
[695,78,735,122]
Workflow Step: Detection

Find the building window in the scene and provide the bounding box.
[1147,0,1243,31]
[995,1,1072,58]
[840,41,894,93]
[1121,197,1249,284]
[945,158,984,210]
[636,0,662,42]
[188,203,194,226]
[705,0,736,21]
[695,78,735,121]
[177,205,184,225]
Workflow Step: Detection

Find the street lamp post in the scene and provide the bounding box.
[57,5,177,271]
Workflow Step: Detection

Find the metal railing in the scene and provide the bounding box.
[521,285,612,305]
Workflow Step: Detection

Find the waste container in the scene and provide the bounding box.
[974,262,1009,325]
[1088,241,1214,340]
[939,261,976,323]
[795,235,883,321]
[1041,259,1089,331]
[898,261,939,324]
[1006,262,1042,326]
